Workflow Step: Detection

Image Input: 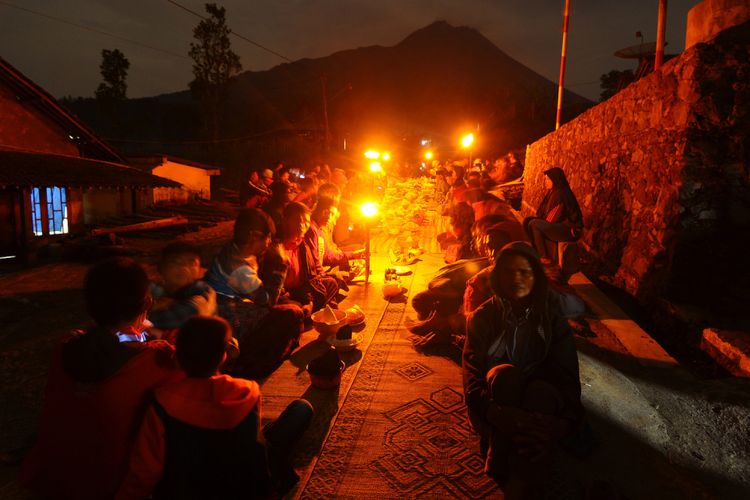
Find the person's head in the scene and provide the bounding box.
[448,165,465,186]
[278,166,291,182]
[543,166,570,191]
[176,316,232,377]
[234,208,275,257]
[85,257,151,331]
[435,168,448,182]
[473,214,512,258]
[280,201,311,245]
[449,202,474,238]
[312,197,336,226]
[248,169,260,184]
[298,176,316,195]
[269,180,292,205]
[262,169,274,186]
[467,171,481,189]
[158,242,202,293]
[317,182,341,206]
[490,242,547,305]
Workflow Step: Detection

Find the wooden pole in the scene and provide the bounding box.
[364,223,370,284]
[555,0,571,130]
[655,0,667,70]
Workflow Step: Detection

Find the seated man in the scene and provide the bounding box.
[20,258,183,500]
[204,208,304,380]
[306,197,364,275]
[463,242,582,497]
[117,316,313,499]
[148,242,217,344]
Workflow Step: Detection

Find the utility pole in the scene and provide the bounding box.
[655,0,667,70]
[555,0,571,130]
[320,74,330,152]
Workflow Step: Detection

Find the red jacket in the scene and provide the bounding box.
[117,375,265,499]
[20,330,183,500]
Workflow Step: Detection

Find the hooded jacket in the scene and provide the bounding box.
[462,243,582,436]
[117,375,275,499]
[20,329,183,500]
[537,167,583,238]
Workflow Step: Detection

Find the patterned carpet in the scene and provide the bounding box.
[291,254,499,499]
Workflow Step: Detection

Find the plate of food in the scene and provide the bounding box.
[326,324,362,351]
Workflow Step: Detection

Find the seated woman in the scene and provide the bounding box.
[274,201,339,313]
[463,242,582,498]
[306,197,364,275]
[523,167,583,264]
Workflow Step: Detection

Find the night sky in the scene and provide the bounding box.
[0,0,699,101]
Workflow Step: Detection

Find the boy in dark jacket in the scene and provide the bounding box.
[20,258,184,500]
[117,316,313,499]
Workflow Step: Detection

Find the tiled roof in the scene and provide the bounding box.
[0,149,180,188]
[128,154,222,174]
[0,56,125,164]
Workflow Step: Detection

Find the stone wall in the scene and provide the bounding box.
[522,20,750,304]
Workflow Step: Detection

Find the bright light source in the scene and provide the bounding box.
[369,161,383,173]
[361,202,378,218]
[420,139,430,146]
[364,150,380,159]
[461,133,475,149]
[424,150,434,160]
[382,152,391,161]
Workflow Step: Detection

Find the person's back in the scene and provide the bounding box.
[118,317,312,499]
[20,258,183,500]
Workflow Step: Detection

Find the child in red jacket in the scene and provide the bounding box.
[117,316,313,499]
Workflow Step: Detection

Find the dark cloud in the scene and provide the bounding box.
[0,0,699,100]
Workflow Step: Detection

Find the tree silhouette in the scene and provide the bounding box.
[599,69,635,102]
[189,3,242,141]
[95,49,130,102]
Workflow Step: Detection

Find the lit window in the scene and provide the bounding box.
[30,187,43,236]
[46,187,69,235]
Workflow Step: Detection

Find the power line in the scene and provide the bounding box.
[164,0,294,63]
[0,0,188,60]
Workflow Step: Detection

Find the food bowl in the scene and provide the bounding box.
[327,333,362,352]
[311,308,348,337]
[307,360,346,389]
[344,306,365,325]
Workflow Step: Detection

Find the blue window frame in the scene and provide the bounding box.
[30,186,69,236]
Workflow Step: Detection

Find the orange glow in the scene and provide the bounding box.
[361,202,379,218]
[424,150,434,160]
[369,161,383,173]
[364,150,380,159]
[461,133,475,149]
[382,152,391,161]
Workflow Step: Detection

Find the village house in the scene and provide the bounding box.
[0,56,179,260]
[128,154,220,204]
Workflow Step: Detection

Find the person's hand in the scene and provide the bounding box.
[351,248,365,257]
[302,302,313,317]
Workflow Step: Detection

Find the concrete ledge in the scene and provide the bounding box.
[701,328,750,377]
[569,273,678,367]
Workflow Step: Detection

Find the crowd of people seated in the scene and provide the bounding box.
[20,155,586,499]
[21,162,369,499]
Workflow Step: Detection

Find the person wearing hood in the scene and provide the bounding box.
[462,242,582,498]
[20,258,184,500]
[117,316,313,499]
[523,167,583,264]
